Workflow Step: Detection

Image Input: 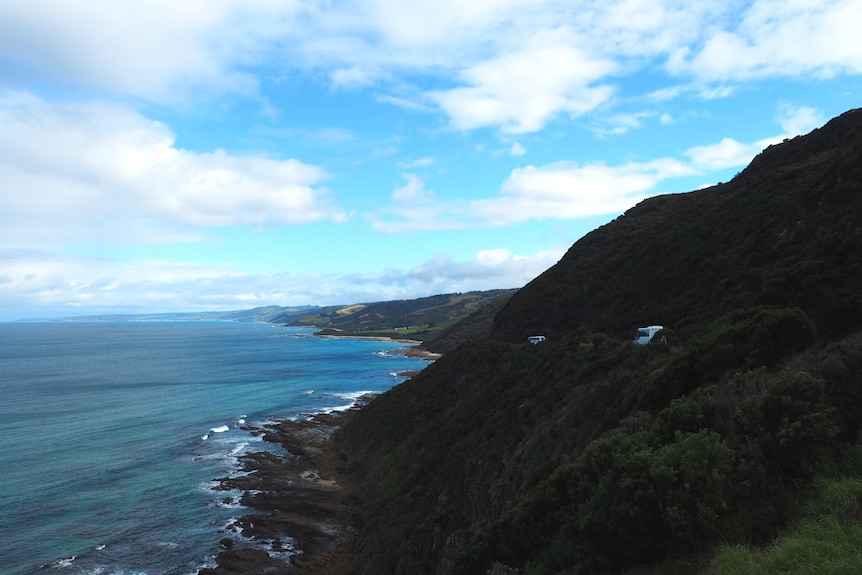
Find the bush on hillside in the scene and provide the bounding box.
[734,370,838,478]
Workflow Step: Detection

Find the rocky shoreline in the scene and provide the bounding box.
[200,410,361,575]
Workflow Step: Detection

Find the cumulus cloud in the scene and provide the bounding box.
[490,159,697,220]
[391,173,435,202]
[377,174,460,233]
[0,92,342,247]
[685,138,761,171]
[2,1,857,133]
[428,37,616,133]
[0,1,299,102]
[667,0,862,82]
[373,157,697,233]
[776,102,825,138]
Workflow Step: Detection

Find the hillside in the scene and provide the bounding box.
[493,109,862,344]
[278,289,516,343]
[335,108,862,575]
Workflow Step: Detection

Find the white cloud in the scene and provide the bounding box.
[2,1,857,134]
[331,66,374,89]
[490,159,697,221]
[0,247,245,319]
[371,98,829,234]
[373,157,698,233]
[592,112,654,136]
[391,173,434,202]
[400,247,564,293]
[0,92,342,247]
[509,143,527,157]
[668,0,862,82]
[428,37,617,133]
[685,137,760,170]
[0,245,559,320]
[776,102,825,137]
[398,157,436,168]
[0,1,301,102]
[750,103,829,149]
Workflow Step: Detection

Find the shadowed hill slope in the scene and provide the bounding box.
[336,108,862,575]
[493,108,862,344]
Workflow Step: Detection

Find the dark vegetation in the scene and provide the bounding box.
[335,108,862,574]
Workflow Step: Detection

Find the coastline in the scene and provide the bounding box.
[313,329,443,360]
[314,328,443,361]
[202,410,361,575]
[200,336,436,575]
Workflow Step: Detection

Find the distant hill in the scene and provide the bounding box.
[277,289,517,343]
[48,291,516,341]
[337,108,862,575]
[52,305,318,324]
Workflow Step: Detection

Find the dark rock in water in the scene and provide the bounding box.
[198,547,288,575]
[205,411,359,575]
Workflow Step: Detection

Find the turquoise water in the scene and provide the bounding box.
[0,322,428,575]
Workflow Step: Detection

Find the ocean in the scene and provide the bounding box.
[0,321,429,575]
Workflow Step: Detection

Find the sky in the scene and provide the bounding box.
[1,1,861,320]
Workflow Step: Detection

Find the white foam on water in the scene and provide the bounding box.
[318,390,378,412]
[43,555,76,569]
[190,555,219,575]
[209,495,243,509]
[210,425,230,433]
[261,537,297,562]
[335,390,375,403]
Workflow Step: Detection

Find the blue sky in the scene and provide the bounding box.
[1,0,861,320]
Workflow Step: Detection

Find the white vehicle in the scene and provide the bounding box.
[527,335,546,345]
[633,325,664,345]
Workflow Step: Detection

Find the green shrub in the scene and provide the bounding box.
[734,371,838,477]
[508,429,738,572]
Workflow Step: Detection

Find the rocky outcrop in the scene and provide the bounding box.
[201,413,359,575]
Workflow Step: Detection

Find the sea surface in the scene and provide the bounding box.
[0,321,429,575]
